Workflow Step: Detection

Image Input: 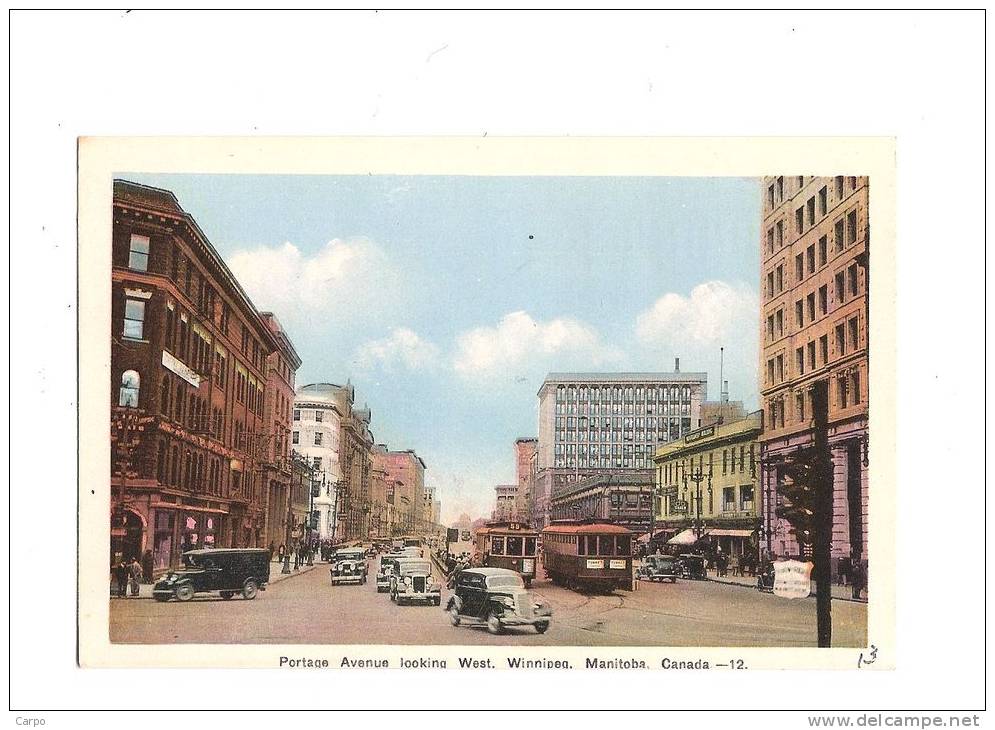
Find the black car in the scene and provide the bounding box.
[153,548,270,602]
[637,554,680,583]
[445,567,551,635]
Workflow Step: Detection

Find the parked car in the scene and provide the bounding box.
[679,553,707,581]
[152,548,270,602]
[330,548,368,585]
[445,567,551,635]
[637,554,680,583]
[389,557,441,605]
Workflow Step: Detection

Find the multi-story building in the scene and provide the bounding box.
[759,175,869,572]
[699,398,747,428]
[652,411,763,556]
[369,449,398,539]
[492,484,519,521]
[259,312,302,551]
[372,448,426,535]
[533,369,707,528]
[549,471,654,530]
[292,382,374,542]
[110,180,281,572]
[514,438,537,524]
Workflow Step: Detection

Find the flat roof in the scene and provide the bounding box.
[542,372,707,384]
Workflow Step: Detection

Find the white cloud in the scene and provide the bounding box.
[226,237,394,320]
[353,328,439,372]
[635,280,758,347]
[453,310,620,379]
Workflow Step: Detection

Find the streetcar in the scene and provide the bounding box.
[474,521,539,586]
[541,521,634,593]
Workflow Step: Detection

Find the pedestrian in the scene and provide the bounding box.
[113,559,129,598]
[128,556,143,597]
[851,560,866,600]
[278,544,286,564]
[268,542,276,562]
[141,549,154,584]
[837,555,852,587]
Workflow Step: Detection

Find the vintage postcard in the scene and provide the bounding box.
[78,137,896,670]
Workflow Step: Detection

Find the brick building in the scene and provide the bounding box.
[514,437,537,524]
[110,180,284,572]
[372,448,426,535]
[758,175,869,572]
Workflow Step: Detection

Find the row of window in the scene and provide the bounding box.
[152,438,250,500]
[766,262,861,345]
[555,415,690,429]
[554,401,692,415]
[555,424,690,444]
[663,484,755,515]
[554,456,653,469]
[660,447,756,483]
[293,408,326,422]
[291,430,324,447]
[766,175,858,216]
[765,209,860,300]
[767,313,861,386]
[554,385,694,402]
[767,370,863,430]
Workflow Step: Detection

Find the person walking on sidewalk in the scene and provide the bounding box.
[128,557,143,597]
[113,559,129,598]
[851,560,866,600]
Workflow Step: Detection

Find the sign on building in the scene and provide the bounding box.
[773,559,813,599]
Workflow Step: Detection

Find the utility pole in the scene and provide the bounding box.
[811,380,834,648]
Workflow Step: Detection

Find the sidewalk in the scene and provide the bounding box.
[109,559,319,600]
[704,570,868,603]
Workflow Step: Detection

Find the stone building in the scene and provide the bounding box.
[110,180,282,572]
[533,369,707,528]
[514,437,537,524]
[372,448,426,535]
[550,471,654,531]
[759,175,869,571]
[492,484,519,521]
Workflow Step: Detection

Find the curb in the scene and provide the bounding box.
[706,575,868,603]
[110,563,319,600]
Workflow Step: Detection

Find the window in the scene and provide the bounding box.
[835,175,844,199]
[795,253,804,282]
[123,298,146,339]
[776,265,783,293]
[834,219,845,252]
[767,359,775,384]
[767,184,775,209]
[838,377,849,408]
[797,176,805,188]
[807,292,816,321]
[796,347,804,376]
[740,485,754,512]
[818,285,828,316]
[818,235,828,266]
[777,177,784,201]
[796,392,805,422]
[490,536,505,556]
[313,457,322,471]
[835,271,846,303]
[848,263,859,296]
[293,409,300,421]
[795,207,804,234]
[315,410,323,423]
[775,354,783,382]
[795,299,804,328]
[314,432,323,446]
[776,309,783,337]
[128,234,150,271]
[119,370,140,407]
[818,186,827,217]
[767,315,775,341]
[598,535,615,556]
[847,210,858,245]
[852,370,862,405]
[767,228,774,253]
[848,316,859,350]
[807,244,816,274]
[807,341,816,370]
[292,431,299,445]
[723,450,728,474]
[806,197,815,226]
[775,220,783,247]
[767,271,775,298]
[819,335,828,365]
[723,487,736,512]
[836,323,846,356]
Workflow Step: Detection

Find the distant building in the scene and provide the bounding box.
[699,398,747,428]
[492,484,519,521]
[550,471,654,531]
[759,175,869,573]
[514,437,538,524]
[533,368,707,528]
[372,448,426,535]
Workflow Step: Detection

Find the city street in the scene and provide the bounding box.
[110,560,866,647]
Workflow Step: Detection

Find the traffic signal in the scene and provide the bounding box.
[776,447,817,545]
[311,485,320,499]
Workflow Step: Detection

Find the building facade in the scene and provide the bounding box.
[759,175,869,570]
[259,313,302,551]
[533,370,707,528]
[549,471,654,531]
[110,180,281,572]
[652,411,763,556]
[372,448,426,535]
[492,484,520,521]
[514,438,538,524]
[292,382,374,542]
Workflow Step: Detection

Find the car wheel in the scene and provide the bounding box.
[220,591,234,600]
[174,584,194,602]
[242,579,259,600]
[486,611,504,635]
[534,621,550,634]
[448,606,461,626]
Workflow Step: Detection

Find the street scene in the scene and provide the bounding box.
[109,172,869,648]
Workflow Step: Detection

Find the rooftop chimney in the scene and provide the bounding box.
[674,357,680,372]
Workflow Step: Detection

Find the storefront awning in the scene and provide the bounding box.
[638,528,676,543]
[707,528,754,538]
[667,528,701,546]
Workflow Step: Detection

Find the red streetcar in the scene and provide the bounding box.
[541,521,634,593]
[475,522,540,586]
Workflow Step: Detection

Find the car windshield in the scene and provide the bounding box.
[336,552,363,561]
[400,562,431,574]
[486,574,525,590]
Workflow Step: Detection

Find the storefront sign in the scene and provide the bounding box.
[660,485,679,498]
[586,559,604,569]
[609,559,627,570]
[671,499,689,513]
[773,560,813,599]
[162,350,200,387]
[685,426,715,444]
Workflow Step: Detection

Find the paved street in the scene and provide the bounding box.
[110,559,866,647]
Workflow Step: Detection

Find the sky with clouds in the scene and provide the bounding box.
[122,173,761,523]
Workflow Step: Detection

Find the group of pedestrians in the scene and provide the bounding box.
[111,556,144,598]
[270,541,318,569]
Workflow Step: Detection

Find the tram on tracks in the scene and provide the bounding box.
[474,521,540,586]
[541,520,634,592]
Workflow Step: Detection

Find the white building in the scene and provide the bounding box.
[292,383,350,540]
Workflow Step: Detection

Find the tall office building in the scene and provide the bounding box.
[758,175,869,574]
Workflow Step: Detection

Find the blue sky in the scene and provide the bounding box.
[123,173,761,522]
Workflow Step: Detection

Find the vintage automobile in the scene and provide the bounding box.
[152,548,270,602]
[389,557,441,605]
[679,553,708,581]
[376,554,403,593]
[329,548,368,585]
[445,567,552,635]
[637,554,680,583]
